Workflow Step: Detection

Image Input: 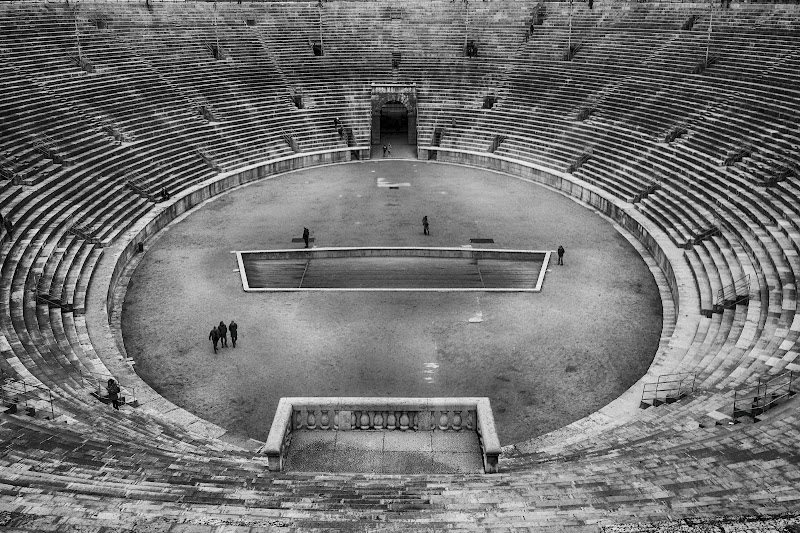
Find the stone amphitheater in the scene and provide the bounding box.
[1,0,800,531]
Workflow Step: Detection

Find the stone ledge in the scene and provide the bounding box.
[262,397,501,474]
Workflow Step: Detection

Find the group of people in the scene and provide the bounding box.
[382,144,392,157]
[209,320,238,353]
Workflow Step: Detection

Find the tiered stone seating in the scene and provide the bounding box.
[1,1,800,530]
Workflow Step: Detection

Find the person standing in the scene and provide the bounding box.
[557,245,565,265]
[303,227,310,248]
[382,145,387,157]
[229,320,238,348]
[387,143,392,157]
[107,379,121,410]
[209,326,220,353]
[218,321,228,348]
[423,216,430,236]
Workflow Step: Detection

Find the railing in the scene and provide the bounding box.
[263,397,501,473]
[733,371,795,420]
[0,372,55,420]
[196,146,222,171]
[640,372,696,408]
[67,214,104,246]
[631,180,660,204]
[81,371,139,409]
[716,274,750,310]
[567,150,592,173]
[126,175,156,202]
[31,272,74,311]
[33,134,70,166]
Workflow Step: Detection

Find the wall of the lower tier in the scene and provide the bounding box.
[425,148,680,313]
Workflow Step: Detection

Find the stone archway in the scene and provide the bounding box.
[370,83,417,145]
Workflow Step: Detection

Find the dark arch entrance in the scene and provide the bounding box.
[370,84,417,147]
[380,101,408,135]
[379,101,409,150]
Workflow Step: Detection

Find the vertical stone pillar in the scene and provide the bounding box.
[371,113,381,145]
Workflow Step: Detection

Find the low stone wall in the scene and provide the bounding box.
[263,397,501,473]
[241,247,546,261]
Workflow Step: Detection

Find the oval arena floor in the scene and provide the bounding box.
[1,0,800,531]
[121,160,663,446]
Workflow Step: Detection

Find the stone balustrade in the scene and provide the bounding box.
[263,397,501,473]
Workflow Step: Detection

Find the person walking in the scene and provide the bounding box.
[387,143,392,157]
[303,227,310,248]
[382,145,387,157]
[107,379,121,410]
[557,245,565,265]
[423,216,430,236]
[218,321,228,348]
[229,320,238,348]
[209,326,220,353]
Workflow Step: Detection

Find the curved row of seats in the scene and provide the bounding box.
[1,1,799,530]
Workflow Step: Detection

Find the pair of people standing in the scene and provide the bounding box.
[382,144,392,157]
[209,320,238,353]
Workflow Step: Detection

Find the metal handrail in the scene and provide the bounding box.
[733,371,795,419]
[80,370,138,408]
[641,372,696,406]
[0,373,55,420]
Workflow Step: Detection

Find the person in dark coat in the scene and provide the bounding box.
[218,321,228,348]
[303,227,310,248]
[423,216,430,236]
[107,378,121,410]
[557,245,565,265]
[209,326,220,353]
[229,320,238,348]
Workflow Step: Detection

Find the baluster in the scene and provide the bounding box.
[439,410,449,430]
[320,410,330,429]
[387,411,397,430]
[373,411,384,430]
[452,410,462,431]
[360,411,370,430]
[307,410,316,429]
[399,411,409,430]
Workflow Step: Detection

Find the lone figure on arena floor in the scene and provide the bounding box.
[557,245,565,265]
[423,216,430,236]
[303,227,310,248]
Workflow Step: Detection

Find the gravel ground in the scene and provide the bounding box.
[121,159,663,445]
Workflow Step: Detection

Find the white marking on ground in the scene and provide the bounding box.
[233,269,240,273]
[377,177,410,188]
[468,296,483,323]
